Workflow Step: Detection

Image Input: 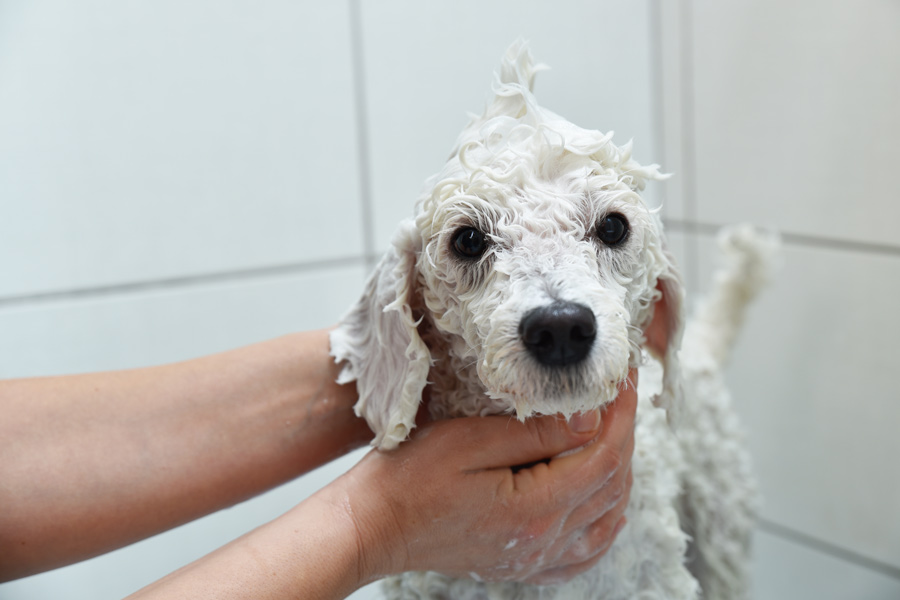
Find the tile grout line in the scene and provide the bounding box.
[664,218,900,258]
[759,518,900,582]
[0,255,376,310]
[679,0,699,296]
[348,0,377,274]
[647,0,667,209]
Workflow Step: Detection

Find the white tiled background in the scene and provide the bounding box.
[1,1,898,598]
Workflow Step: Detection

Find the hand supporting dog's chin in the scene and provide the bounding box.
[328,375,638,589]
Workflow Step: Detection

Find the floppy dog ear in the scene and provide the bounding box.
[330,220,431,450]
[644,253,685,425]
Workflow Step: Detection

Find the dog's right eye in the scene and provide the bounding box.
[596,213,630,246]
[452,227,487,259]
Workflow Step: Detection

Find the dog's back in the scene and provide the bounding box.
[675,225,778,600]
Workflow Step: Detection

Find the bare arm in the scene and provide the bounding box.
[127,375,637,600]
[2,329,636,598]
[0,329,371,581]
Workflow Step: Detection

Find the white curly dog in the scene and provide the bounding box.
[331,43,773,600]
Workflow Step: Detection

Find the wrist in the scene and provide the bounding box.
[322,467,408,585]
[129,490,376,600]
[286,482,395,597]
[273,330,372,472]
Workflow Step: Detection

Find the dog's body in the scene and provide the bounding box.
[331,43,771,599]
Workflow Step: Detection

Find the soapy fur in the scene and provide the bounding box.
[331,42,771,600]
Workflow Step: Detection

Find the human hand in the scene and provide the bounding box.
[336,369,637,586]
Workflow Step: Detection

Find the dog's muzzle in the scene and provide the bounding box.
[519,301,596,367]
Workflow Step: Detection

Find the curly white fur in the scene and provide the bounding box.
[331,42,770,600]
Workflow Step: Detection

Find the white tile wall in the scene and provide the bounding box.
[656,0,689,224]
[0,266,367,378]
[689,0,900,246]
[0,1,362,299]
[753,530,900,600]
[359,0,669,251]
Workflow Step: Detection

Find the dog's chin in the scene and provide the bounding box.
[481,360,628,419]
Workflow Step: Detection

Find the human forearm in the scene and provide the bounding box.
[113,373,638,599]
[126,487,369,600]
[0,329,369,580]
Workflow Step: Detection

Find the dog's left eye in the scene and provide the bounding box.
[596,213,629,246]
[452,227,487,259]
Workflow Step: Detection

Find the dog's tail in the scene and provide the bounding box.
[682,225,780,369]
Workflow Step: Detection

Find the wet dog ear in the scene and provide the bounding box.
[645,277,681,358]
[330,220,430,450]
[645,255,686,425]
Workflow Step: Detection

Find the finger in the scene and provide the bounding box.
[425,367,635,473]
[600,368,638,449]
[523,517,627,586]
[563,368,637,451]
[501,369,637,501]
[562,452,633,535]
[537,413,633,503]
[423,412,602,473]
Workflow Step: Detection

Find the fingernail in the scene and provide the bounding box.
[569,410,601,433]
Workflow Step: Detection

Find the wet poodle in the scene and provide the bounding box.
[331,42,773,600]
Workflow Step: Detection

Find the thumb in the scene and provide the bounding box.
[442,411,602,472]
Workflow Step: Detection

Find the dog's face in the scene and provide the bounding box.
[415,143,669,419]
[331,43,683,449]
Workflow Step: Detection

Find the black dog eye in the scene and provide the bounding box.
[596,213,629,246]
[452,227,487,259]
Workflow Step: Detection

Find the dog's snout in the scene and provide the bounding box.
[519,302,596,367]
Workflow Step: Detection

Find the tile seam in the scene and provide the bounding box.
[664,219,900,258]
[679,0,699,296]
[348,0,377,273]
[0,255,373,310]
[759,518,900,582]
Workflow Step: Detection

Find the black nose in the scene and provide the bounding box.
[519,302,597,367]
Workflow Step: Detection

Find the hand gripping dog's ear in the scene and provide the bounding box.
[644,248,686,425]
[330,220,430,450]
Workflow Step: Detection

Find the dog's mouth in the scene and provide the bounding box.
[483,355,627,420]
[488,363,591,395]
[530,363,595,398]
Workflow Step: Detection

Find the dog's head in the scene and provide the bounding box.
[332,43,683,449]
